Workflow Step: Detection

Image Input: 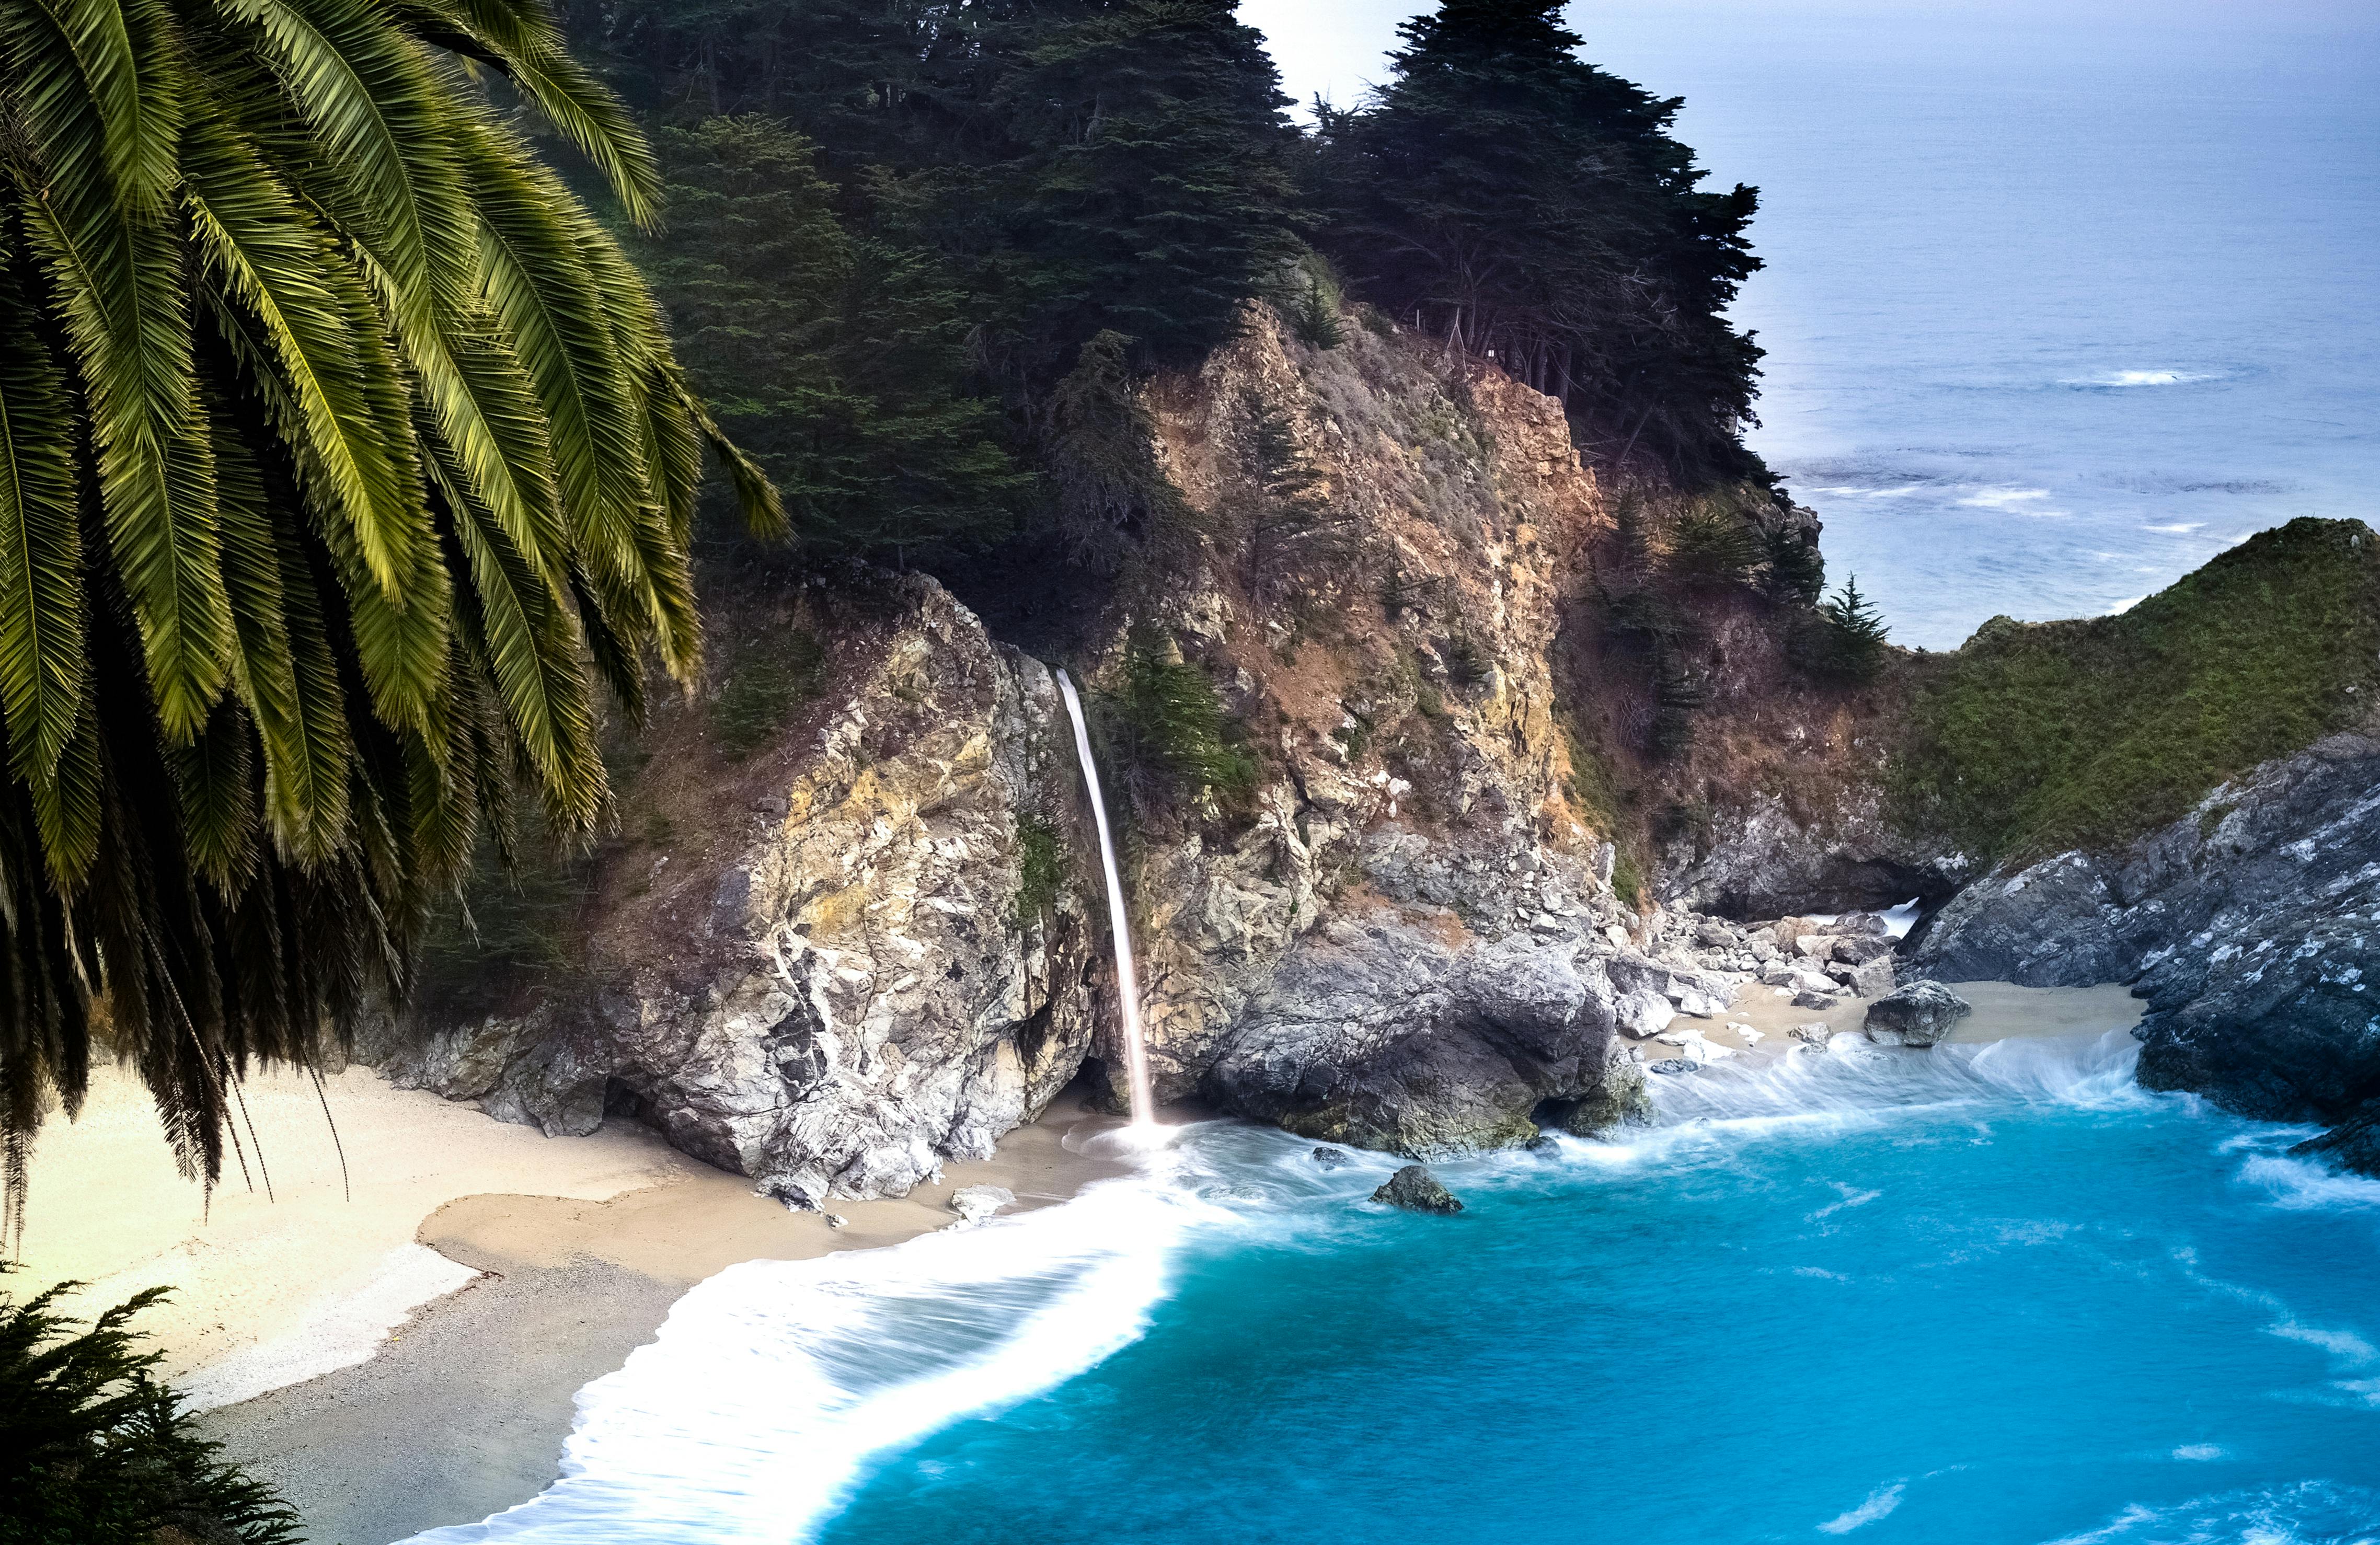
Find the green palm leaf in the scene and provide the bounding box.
[0,252,89,792]
[0,0,780,1231]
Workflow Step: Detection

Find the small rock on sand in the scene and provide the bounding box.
[1865,981,1973,1047]
[948,1184,1016,1223]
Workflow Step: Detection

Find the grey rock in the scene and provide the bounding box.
[1908,732,2380,1121]
[1371,1164,1464,1214]
[1787,1025,1833,1052]
[1833,935,1898,964]
[363,575,1099,1203]
[1650,1057,1702,1074]
[2289,1103,2380,1177]
[1864,981,1973,1047]
[1792,989,1841,1011]
[1830,956,1897,998]
[1549,1059,1653,1137]
[1312,1146,1350,1170]
[949,1184,1016,1223]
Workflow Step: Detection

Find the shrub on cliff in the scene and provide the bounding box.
[0,1287,300,1543]
[1892,518,2380,860]
[1100,634,1258,817]
[1792,578,1893,684]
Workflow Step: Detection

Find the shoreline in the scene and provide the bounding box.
[1663,978,2146,1064]
[196,1090,1133,1545]
[26,981,2147,1544]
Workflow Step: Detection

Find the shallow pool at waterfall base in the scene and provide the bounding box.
[404,1034,2380,1545]
[814,1037,2379,1545]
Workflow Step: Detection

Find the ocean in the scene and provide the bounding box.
[408,1032,2380,1545]
[1254,0,2380,649]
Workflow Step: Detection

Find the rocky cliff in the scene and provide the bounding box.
[371,306,1858,1193]
[1911,730,2380,1124]
[367,299,2380,1192]
[367,574,1106,1208]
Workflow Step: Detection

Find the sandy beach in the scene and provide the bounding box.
[1683,977,2145,1060]
[12,1066,1131,1544]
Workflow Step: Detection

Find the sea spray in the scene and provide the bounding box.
[395,1175,1233,1544]
[1053,668,1157,1126]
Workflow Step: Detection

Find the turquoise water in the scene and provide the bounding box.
[405,1034,2380,1544]
[810,1037,2380,1545]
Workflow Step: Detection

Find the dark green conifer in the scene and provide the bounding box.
[639,119,1028,558]
[1315,0,1763,479]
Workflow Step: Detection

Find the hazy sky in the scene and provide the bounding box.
[1238,1,2379,116]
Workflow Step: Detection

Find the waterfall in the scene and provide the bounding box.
[1054,670,1158,1126]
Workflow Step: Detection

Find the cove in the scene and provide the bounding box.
[814,1035,2380,1545]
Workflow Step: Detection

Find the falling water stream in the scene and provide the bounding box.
[1053,670,1156,1126]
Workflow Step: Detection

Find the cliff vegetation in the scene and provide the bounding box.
[1892,518,2380,863]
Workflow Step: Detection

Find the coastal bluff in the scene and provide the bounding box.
[366,304,2380,1191]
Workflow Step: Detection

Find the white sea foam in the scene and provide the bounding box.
[1958,486,2055,509]
[2237,1153,2380,1213]
[1635,1029,2149,1142]
[1819,1481,1906,1533]
[2063,369,2217,388]
[398,1174,1233,1543]
[2039,1481,2380,1544]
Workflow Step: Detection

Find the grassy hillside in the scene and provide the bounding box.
[1891,518,2380,862]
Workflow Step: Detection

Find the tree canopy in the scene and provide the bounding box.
[1314,0,1765,479]
[0,0,775,1227]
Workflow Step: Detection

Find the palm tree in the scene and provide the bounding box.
[0,0,780,1236]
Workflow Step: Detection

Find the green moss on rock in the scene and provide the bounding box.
[1891,518,2380,863]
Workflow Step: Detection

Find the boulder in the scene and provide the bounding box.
[1828,956,1896,998]
[1833,935,1898,964]
[1864,981,1972,1047]
[1793,935,1836,959]
[1650,1057,1702,1074]
[1556,1061,1653,1136]
[1617,988,1677,1039]
[1791,990,1840,1011]
[2287,1104,2380,1178]
[1312,1146,1351,1169]
[1787,1024,1832,1052]
[949,1184,1017,1223]
[1372,1165,1464,1214]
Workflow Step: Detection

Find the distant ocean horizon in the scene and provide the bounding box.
[1252,0,2380,649]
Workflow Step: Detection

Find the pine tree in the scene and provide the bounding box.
[986,0,1306,376]
[1315,0,1764,479]
[639,119,1028,558]
[1797,575,1892,683]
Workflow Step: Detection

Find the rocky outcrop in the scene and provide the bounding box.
[1372,1164,1464,1214]
[1664,784,1974,919]
[367,576,1105,1206]
[2291,1110,2380,1178]
[1086,307,1691,1152]
[1864,981,1971,1048]
[1907,731,2380,1121]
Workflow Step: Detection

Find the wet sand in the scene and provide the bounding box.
[197,1094,1131,1545]
[1655,977,2146,1062]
